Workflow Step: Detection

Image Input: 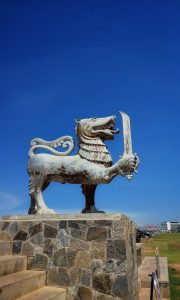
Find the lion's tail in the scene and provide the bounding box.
[28,136,74,158]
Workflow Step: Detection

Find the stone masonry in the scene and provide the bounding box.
[0,214,138,300]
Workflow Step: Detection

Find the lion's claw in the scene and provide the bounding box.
[119,153,139,178]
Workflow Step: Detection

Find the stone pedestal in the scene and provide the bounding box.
[0,214,138,300]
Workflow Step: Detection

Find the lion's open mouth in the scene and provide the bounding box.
[92,117,119,139]
[108,124,119,134]
[110,128,119,134]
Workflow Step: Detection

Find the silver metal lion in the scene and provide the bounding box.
[28,112,139,214]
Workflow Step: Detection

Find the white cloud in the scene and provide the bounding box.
[0,192,22,210]
[121,211,162,227]
[97,209,161,226]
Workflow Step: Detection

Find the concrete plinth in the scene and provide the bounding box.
[0,214,138,300]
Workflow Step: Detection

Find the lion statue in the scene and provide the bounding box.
[28,113,139,214]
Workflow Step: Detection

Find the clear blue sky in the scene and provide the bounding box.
[0,1,180,225]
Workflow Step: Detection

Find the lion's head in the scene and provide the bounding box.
[76,115,119,141]
[76,115,119,167]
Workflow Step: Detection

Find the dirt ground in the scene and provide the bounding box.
[176,286,180,289]
[169,264,180,272]
[144,247,154,253]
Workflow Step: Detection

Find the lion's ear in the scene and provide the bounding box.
[75,119,80,124]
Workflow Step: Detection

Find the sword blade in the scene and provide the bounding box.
[120,111,133,155]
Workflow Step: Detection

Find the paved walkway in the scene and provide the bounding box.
[138,256,170,299]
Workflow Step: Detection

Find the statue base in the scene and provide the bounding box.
[0,214,138,299]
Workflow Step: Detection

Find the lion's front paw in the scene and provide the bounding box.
[120,154,140,179]
[134,154,140,171]
[129,154,139,172]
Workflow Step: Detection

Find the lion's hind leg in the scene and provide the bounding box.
[28,172,55,215]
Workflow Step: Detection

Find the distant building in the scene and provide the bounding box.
[161,221,180,232]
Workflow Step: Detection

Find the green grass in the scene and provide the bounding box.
[144,233,180,263]
[144,233,180,299]
[169,268,180,300]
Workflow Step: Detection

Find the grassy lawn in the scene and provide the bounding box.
[143,233,180,300]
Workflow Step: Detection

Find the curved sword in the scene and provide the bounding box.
[120,111,138,180]
[120,111,133,156]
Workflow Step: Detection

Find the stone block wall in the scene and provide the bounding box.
[0,214,138,300]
